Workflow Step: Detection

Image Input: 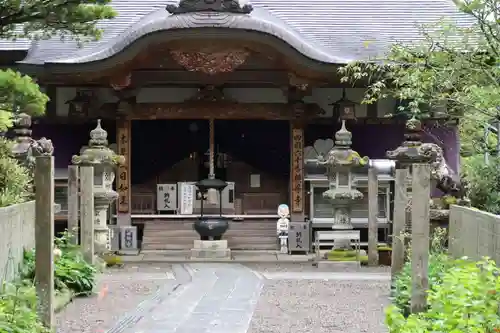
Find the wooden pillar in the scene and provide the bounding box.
[34,156,55,329]
[367,167,379,266]
[116,119,131,225]
[410,163,431,314]
[290,122,305,220]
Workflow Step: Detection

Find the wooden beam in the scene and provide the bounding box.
[107,102,308,120]
[131,69,290,86]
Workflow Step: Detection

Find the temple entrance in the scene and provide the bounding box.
[130,119,290,215]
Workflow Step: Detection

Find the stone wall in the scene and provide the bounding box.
[449,205,500,264]
[0,201,35,283]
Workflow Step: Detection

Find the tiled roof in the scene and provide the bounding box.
[6,0,476,65]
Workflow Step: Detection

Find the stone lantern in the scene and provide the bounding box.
[11,113,54,167]
[386,117,434,173]
[319,120,368,246]
[72,119,124,253]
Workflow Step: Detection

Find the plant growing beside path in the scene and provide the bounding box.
[0,231,98,333]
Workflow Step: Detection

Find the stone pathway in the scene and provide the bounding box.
[120,264,263,333]
[94,263,389,333]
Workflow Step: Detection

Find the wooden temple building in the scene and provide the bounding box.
[4,0,467,250]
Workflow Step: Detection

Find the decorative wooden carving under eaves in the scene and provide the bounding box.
[166,0,253,14]
[170,46,249,75]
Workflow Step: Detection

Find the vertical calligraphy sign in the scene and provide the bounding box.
[291,127,304,213]
[117,120,131,213]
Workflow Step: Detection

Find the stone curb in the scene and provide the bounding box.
[118,256,314,264]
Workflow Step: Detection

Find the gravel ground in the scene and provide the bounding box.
[56,263,174,333]
[245,262,392,273]
[247,279,390,333]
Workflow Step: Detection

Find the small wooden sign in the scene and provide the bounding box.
[291,127,304,213]
[117,120,130,213]
[179,182,195,215]
[157,184,177,211]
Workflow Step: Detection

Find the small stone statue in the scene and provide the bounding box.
[276,204,290,254]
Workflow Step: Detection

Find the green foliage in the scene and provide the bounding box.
[390,228,450,316]
[391,252,455,317]
[0,0,116,131]
[462,155,500,213]
[386,258,500,333]
[21,231,97,295]
[339,0,500,157]
[0,138,31,207]
[0,0,116,42]
[0,282,51,333]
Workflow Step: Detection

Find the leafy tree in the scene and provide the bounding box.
[338,0,500,156]
[0,0,116,131]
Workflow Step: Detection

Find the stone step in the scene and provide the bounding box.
[142,242,277,251]
[142,221,278,251]
[145,222,275,229]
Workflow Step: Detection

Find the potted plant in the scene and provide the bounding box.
[377,245,392,266]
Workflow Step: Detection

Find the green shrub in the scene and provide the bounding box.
[390,252,455,317]
[390,227,450,316]
[0,138,31,207]
[21,231,97,295]
[462,155,500,214]
[0,282,51,333]
[386,258,500,332]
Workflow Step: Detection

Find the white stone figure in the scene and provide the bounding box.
[276,204,290,254]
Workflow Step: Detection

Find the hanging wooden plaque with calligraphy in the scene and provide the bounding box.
[117,120,131,213]
[291,127,304,213]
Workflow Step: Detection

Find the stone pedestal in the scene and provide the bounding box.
[190,240,231,259]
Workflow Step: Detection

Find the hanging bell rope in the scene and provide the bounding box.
[207,118,217,205]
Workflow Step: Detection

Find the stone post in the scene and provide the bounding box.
[80,166,94,264]
[319,120,368,248]
[367,167,379,266]
[410,163,431,313]
[72,120,124,254]
[34,155,55,329]
[391,168,408,278]
[67,165,79,244]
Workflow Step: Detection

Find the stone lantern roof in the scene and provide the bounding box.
[320,120,369,168]
[72,120,125,167]
[386,117,435,166]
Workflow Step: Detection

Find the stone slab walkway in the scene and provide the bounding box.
[121,264,263,333]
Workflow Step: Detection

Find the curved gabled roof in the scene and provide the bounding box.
[12,0,474,66]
